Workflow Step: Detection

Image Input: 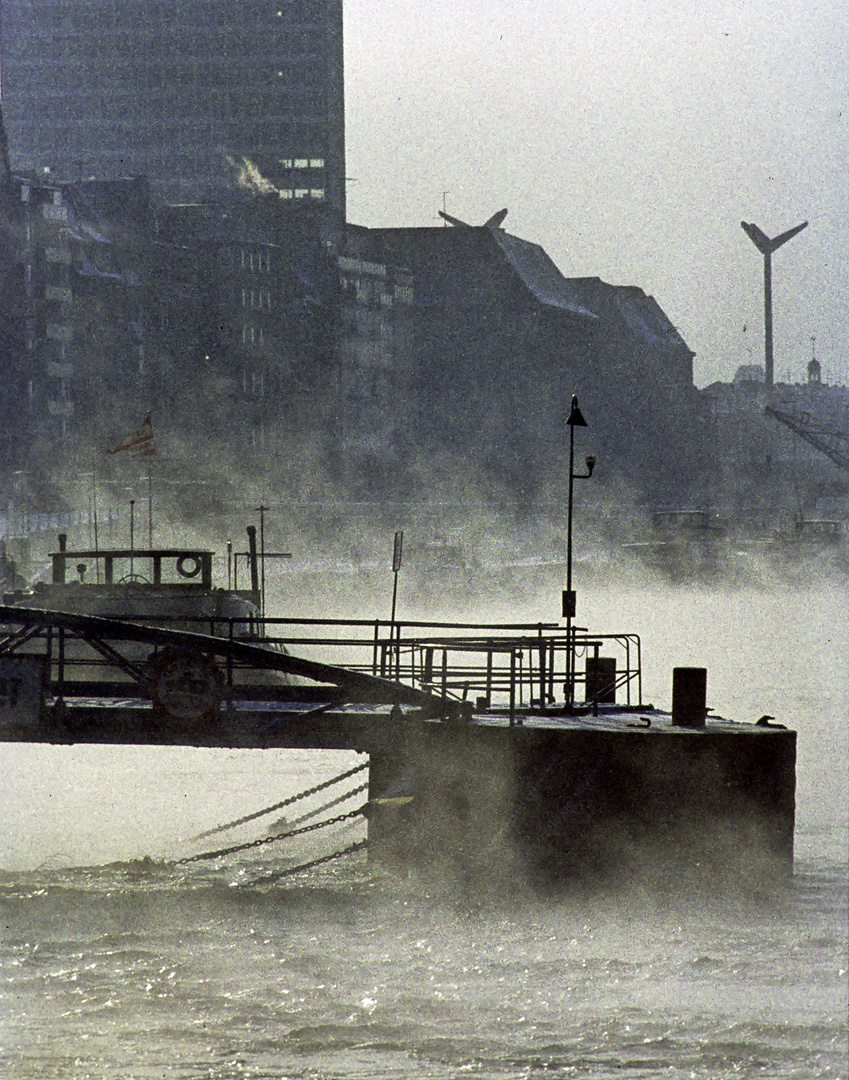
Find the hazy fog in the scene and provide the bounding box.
[344,0,848,388]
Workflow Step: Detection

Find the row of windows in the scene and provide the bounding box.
[279,188,325,200]
[241,250,272,273]
[341,278,413,308]
[242,325,265,348]
[279,158,324,169]
[242,289,273,311]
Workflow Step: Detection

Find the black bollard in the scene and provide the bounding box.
[671,667,707,728]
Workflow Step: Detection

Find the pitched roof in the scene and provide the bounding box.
[489,230,597,318]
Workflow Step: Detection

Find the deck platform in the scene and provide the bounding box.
[0,605,796,890]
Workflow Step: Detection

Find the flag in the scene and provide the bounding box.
[106,414,156,456]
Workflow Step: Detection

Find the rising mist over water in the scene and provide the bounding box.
[1,573,846,1080]
[1,576,845,871]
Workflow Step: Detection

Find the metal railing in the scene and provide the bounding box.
[1,608,643,723]
[107,613,643,721]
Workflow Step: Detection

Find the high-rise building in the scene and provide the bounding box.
[0,0,346,216]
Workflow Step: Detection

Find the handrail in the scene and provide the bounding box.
[0,607,644,721]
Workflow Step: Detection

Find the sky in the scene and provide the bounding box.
[342,0,848,388]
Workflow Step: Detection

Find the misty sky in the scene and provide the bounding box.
[343,0,847,389]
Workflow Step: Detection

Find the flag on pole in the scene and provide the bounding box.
[106,414,156,456]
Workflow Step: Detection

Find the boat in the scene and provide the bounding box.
[622,509,728,581]
[5,529,262,628]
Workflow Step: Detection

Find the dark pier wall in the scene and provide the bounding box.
[367,722,796,894]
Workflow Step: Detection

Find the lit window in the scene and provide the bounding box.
[310,189,325,199]
[294,188,309,198]
[309,158,324,168]
[294,159,309,168]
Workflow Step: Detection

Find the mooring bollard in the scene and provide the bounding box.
[671,666,707,728]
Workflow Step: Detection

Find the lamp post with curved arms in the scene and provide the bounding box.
[563,395,595,711]
[740,220,807,390]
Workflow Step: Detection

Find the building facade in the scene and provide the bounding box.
[701,363,849,524]
[0,0,346,216]
[350,220,702,503]
[0,175,152,472]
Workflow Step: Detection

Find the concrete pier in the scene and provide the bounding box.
[0,605,796,892]
[367,712,796,892]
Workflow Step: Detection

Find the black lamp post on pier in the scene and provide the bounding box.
[563,395,595,710]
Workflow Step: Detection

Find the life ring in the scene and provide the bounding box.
[176,555,202,579]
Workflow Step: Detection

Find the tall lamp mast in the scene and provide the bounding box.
[740,220,808,389]
[563,395,595,711]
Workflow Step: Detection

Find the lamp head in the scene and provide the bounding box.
[567,395,588,428]
[585,455,596,476]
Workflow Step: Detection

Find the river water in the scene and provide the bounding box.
[1,581,846,1079]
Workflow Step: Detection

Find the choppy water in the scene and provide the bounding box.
[1,584,847,1079]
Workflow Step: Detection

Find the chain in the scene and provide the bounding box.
[282,782,369,829]
[246,839,369,885]
[177,805,367,865]
[189,759,370,841]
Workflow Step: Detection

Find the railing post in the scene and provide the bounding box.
[509,648,516,727]
[56,625,65,702]
[423,647,434,687]
[591,641,600,716]
[547,639,555,703]
[636,635,642,707]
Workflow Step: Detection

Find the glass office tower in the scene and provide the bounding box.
[0,0,346,216]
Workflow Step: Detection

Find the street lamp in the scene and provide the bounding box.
[563,394,595,710]
[740,220,807,390]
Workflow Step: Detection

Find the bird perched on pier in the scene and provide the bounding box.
[755,714,786,728]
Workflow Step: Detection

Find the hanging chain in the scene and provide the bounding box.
[188,759,370,841]
[177,805,368,865]
[245,839,369,885]
[280,782,369,830]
